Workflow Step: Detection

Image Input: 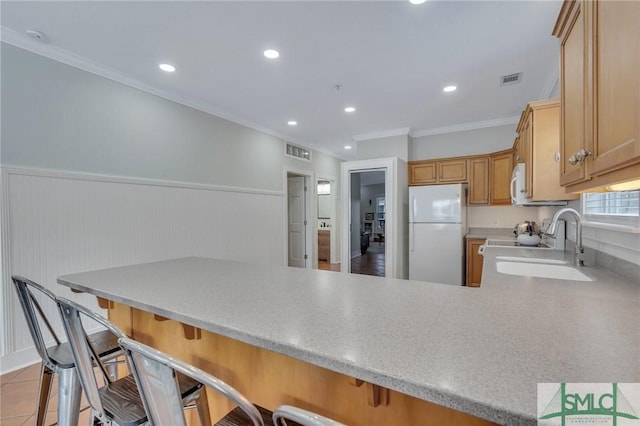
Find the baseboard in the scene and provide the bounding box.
[1,346,40,375]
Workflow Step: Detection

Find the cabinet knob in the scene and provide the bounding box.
[568,148,591,166]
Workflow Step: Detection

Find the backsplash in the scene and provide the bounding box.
[466,205,561,229]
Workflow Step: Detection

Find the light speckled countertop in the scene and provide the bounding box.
[58,254,639,425]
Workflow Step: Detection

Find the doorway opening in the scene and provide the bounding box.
[286,172,311,268]
[349,170,385,277]
[316,178,340,272]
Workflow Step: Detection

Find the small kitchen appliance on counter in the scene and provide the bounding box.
[479,219,565,255]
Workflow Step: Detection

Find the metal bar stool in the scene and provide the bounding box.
[119,337,346,426]
[12,275,122,426]
[56,297,211,426]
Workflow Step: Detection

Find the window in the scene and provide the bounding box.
[583,190,640,229]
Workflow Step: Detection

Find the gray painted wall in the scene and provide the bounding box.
[411,124,517,160]
[1,43,341,191]
[357,134,410,161]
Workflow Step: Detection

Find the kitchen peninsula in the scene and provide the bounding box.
[57,255,639,425]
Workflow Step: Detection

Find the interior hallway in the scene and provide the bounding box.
[318,243,385,277]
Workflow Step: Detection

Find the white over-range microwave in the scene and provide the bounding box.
[510,163,567,206]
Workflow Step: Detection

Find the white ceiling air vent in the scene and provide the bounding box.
[500,72,523,86]
[285,143,312,161]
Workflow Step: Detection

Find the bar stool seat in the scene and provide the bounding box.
[98,374,203,426]
[47,330,120,368]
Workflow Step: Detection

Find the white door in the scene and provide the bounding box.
[287,175,307,268]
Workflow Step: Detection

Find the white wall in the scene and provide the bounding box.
[411,124,517,160]
[0,44,343,373]
[1,43,341,191]
[357,135,410,161]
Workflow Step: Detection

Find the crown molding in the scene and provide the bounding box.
[0,26,341,158]
[352,127,411,142]
[411,116,520,138]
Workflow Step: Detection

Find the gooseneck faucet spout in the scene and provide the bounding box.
[545,207,584,266]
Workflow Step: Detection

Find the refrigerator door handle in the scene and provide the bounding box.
[410,195,415,222]
[410,222,414,252]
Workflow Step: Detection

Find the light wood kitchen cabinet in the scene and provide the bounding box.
[489,149,513,205]
[512,136,523,164]
[554,0,640,192]
[466,238,485,287]
[516,99,578,201]
[318,230,330,261]
[468,157,489,204]
[409,158,467,185]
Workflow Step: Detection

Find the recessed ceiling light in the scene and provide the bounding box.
[159,63,176,73]
[264,49,280,59]
[344,145,352,150]
[409,0,427,4]
[443,85,457,92]
[344,106,356,113]
[288,121,298,126]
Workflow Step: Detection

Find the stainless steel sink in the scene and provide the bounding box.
[496,261,593,281]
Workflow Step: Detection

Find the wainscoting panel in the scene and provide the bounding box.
[1,168,285,373]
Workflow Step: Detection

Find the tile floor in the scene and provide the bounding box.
[0,363,91,425]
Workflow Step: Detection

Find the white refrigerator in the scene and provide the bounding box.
[409,184,466,285]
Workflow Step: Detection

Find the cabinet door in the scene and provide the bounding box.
[409,162,437,185]
[439,159,467,183]
[558,0,590,186]
[468,157,489,204]
[522,112,534,198]
[465,239,485,287]
[490,151,513,205]
[590,0,640,177]
[513,137,523,164]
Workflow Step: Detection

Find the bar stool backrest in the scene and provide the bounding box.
[57,297,126,419]
[119,337,265,426]
[12,275,63,367]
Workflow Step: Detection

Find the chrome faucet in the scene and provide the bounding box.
[545,207,584,266]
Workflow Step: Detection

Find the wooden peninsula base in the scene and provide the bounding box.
[107,301,493,426]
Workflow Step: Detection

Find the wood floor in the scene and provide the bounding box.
[318,243,385,277]
[0,363,91,425]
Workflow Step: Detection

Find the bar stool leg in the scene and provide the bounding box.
[57,367,82,426]
[35,363,54,426]
[195,388,212,426]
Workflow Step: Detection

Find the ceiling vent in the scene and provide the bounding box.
[500,72,523,86]
[285,143,312,161]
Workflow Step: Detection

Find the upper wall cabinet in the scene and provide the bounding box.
[554,0,640,192]
[516,99,579,201]
[489,150,513,205]
[468,157,489,204]
[409,158,467,185]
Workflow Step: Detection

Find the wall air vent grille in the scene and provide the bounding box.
[500,72,523,86]
[286,143,312,161]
